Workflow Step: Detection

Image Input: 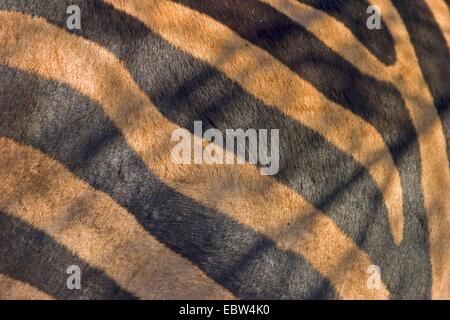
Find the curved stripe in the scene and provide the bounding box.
[0,65,336,300]
[107,0,404,245]
[258,3,449,297]
[102,0,431,298]
[255,1,450,298]
[297,0,396,65]
[380,0,450,299]
[0,274,54,300]
[268,0,449,168]
[168,1,420,182]
[0,1,402,301]
[0,11,388,299]
[382,0,450,162]
[425,0,450,47]
[0,211,136,299]
[277,0,450,299]
[0,137,234,300]
[167,0,440,299]
[259,0,387,82]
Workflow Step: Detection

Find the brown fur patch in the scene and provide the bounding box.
[0,137,234,299]
[0,11,388,299]
[108,0,405,246]
[0,274,53,300]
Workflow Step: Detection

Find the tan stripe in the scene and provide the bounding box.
[259,0,386,79]
[425,0,450,48]
[257,0,450,299]
[113,0,403,246]
[0,11,389,299]
[0,137,234,300]
[372,0,450,300]
[0,273,53,300]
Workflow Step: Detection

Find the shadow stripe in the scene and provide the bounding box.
[392,0,450,160]
[1,11,389,299]
[109,0,430,299]
[0,137,235,300]
[0,11,391,299]
[0,0,431,298]
[117,0,404,246]
[168,0,420,174]
[297,0,396,65]
[160,0,430,299]
[0,211,136,300]
[0,64,336,299]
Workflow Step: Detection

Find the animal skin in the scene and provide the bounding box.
[0,0,448,300]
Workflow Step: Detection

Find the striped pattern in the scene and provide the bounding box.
[0,0,448,299]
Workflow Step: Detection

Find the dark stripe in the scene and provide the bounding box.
[445,0,450,10]
[0,0,432,299]
[0,65,336,299]
[166,0,430,299]
[299,0,396,65]
[0,211,135,300]
[392,0,450,160]
[169,0,417,168]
